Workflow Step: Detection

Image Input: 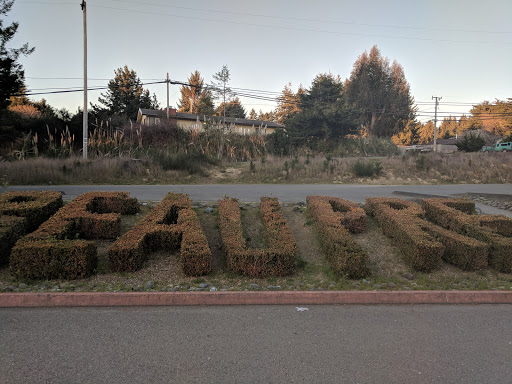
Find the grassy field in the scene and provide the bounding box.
[1,201,511,293]
[1,151,511,186]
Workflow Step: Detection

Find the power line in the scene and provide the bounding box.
[101,0,512,36]
[88,4,512,45]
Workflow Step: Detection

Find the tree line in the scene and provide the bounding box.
[1,0,511,153]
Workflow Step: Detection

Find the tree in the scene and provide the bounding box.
[93,65,158,121]
[210,65,233,119]
[286,73,358,139]
[274,83,302,124]
[177,70,214,115]
[470,100,512,137]
[248,108,257,120]
[215,97,246,118]
[0,0,34,116]
[257,110,275,122]
[418,121,435,144]
[346,45,415,137]
[392,120,421,145]
[456,132,486,152]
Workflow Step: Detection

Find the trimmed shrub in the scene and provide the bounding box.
[218,197,297,277]
[0,190,63,265]
[108,193,211,276]
[366,197,489,272]
[10,192,138,280]
[307,196,369,278]
[0,190,63,231]
[422,198,512,272]
[0,216,25,266]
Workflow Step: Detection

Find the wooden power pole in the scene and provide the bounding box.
[432,96,442,152]
[81,0,88,159]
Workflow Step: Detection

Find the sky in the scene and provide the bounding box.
[7,0,512,123]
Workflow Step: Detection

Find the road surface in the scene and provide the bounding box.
[2,183,511,216]
[1,305,511,384]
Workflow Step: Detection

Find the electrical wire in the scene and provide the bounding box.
[87,4,511,45]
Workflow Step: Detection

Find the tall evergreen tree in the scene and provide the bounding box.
[346,45,415,137]
[248,108,257,120]
[177,70,214,115]
[274,83,301,124]
[210,65,233,119]
[215,97,246,119]
[257,110,275,122]
[286,73,358,139]
[93,65,158,120]
[0,0,34,117]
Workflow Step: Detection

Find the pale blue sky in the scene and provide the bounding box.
[8,0,512,122]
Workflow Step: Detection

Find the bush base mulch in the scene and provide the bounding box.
[218,197,297,277]
[307,196,369,278]
[108,193,211,276]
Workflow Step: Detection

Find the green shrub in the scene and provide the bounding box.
[456,132,486,152]
[108,193,211,276]
[351,159,383,177]
[307,196,369,278]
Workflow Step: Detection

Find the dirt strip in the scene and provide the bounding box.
[1,291,512,307]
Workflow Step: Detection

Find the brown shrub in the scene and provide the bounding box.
[422,198,512,272]
[307,196,369,278]
[10,192,138,280]
[366,197,489,272]
[108,193,211,276]
[218,197,297,277]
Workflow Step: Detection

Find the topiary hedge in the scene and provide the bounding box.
[0,215,26,266]
[366,197,489,272]
[218,197,297,277]
[0,191,63,232]
[108,193,211,276]
[10,192,138,280]
[422,198,512,272]
[307,196,369,278]
[0,191,63,265]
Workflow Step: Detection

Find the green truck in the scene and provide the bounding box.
[482,142,512,152]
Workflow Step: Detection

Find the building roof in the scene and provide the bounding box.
[138,108,284,128]
[175,112,285,128]
[139,108,162,117]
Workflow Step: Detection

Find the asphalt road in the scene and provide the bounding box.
[3,183,511,216]
[1,305,512,384]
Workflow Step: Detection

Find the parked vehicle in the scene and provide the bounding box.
[482,142,512,152]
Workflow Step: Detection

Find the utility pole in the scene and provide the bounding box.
[432,96,442,152]
[81,0,88,159]
[166,72,169,119]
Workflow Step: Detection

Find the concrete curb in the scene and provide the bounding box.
[1,291,512,307]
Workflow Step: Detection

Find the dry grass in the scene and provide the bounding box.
[1,204,511,292]
[0,151,511,186]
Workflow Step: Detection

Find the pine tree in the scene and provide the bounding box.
[257,110,275,122]
[0,0,34,116]
[215,97,246,118]
[392,120,421,145]
[93,66,158,120]
[177,70,214,115]
[346,45,414,137]
[248,108,257,120]
[210,65,233,119]
[274,83,301,124]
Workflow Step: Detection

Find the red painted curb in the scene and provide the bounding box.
[1,291,512,307]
